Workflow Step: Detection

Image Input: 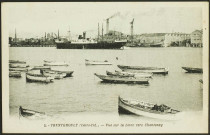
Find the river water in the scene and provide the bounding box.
[9,47,203,120]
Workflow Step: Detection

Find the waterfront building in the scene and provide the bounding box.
[190,30,203,47]
[136,32,190,47]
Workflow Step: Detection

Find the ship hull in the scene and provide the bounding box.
[56,42,126,49]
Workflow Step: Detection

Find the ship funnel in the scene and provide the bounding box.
[106,19,109,34]
[83,32,86,39]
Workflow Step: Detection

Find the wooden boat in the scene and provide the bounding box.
[42,70,66,79]
[118,65,167,70]
[9,67,28,72]
[149,42,163,47]
[118,96,181,120]
[50,69,74,77]
[26,72,54,83]
[43,60,69,66]
[106,70,135,77]
[94,73,149,84]
[19,106,45,118]
[115,70,153,78]
[182,67,203,73]
[85,59,112,65]
[9,60,26,64]
[9,63,29,68]
[9,71,21,78]
[32,66,51,70]
[121,68,168,75]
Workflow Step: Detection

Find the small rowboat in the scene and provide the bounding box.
[9,60,26,64]
[115,70,153,78]
[117,65,167,70]
[9,71,21,78]
[85,59,112,65]
[19,106,45,119]
[43,60,68,66]
[118,96,182,120]
[50,69,74,77]
[106,70,135,77]
[32,66,51,70]
[26,72,54,83]
[9,67,28,72]
[42,70,66,79]
[121,69,168,75]
[182,67,203,73]
[94,73,149,84]
[9,63,29,68]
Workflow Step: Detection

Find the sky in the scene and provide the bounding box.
[4,2,203,38]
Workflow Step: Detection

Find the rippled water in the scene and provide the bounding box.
[9,47,203,119]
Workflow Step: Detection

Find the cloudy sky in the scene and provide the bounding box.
[4,2,203,38]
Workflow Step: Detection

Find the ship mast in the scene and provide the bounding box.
[58,29,60,39]
[98,23,100,41]
[68,26,71,41]
[15,28,17,43]
[101,23,104,40]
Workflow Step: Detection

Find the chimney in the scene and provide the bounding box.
[106,19,109,34]
[45,32,46,41]
[83,32,86,39]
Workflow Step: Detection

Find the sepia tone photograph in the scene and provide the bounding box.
[2,2,209,133]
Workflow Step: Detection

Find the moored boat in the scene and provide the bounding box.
[117,65,167,70]
[32,66,51,70]
[19,106,45,119]
[121,68,168,75]
[115,70,153,78]
[118,96,182,120]
[9,63,29,68]
[106,70,135,77]
[9,60,26,64]
[85,59,112,65]
[94,73,149,84]
[9,71,21,78]
[9,67,28,72]
[50,69,74,77]
[42,70,66,79]
[182,67,203,73]
[26,72,54,83]
[43,60,69,66]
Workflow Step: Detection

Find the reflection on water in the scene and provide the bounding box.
[9,47,203,120]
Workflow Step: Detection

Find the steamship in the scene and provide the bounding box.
[55,32,127,49]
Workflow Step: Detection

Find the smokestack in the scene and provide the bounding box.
[83,32,86,39]
[106,19,109,34]
[130,19,134,42]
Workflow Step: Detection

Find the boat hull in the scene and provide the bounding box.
[122,69,168,75]
[95,73,149,84]
[26,74,54,83]
[182,67,203,73]
[56,41,126,49]
[118,97,181,120]
[9,71,21,78]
